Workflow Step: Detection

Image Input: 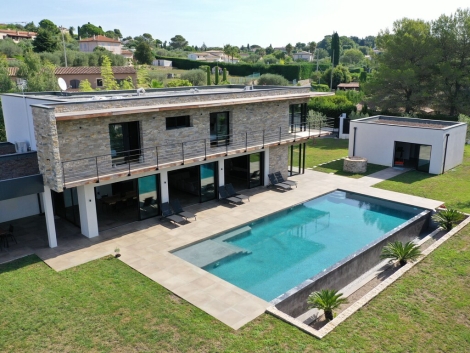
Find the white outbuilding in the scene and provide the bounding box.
[348,116,467,174]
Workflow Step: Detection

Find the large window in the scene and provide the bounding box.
[109,121,141,164]
[166,115,190,130]
[70,79,80,89]
[289,103,307,131]
[210,112,230,146]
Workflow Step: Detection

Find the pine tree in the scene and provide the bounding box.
[206,66,211,86]
[100,56,119,90]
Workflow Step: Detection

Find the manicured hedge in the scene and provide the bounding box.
[308,95,356,118]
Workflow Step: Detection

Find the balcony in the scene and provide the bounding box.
[61,122,334,188]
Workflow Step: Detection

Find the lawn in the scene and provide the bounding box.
[314,160,388,179]
[1,227,469,353]
[300,137,388,178]
[375,144,470,213]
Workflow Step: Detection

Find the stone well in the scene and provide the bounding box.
[343,157,367,173]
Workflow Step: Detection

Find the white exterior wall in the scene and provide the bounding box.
[1,95,61,150]
[348,120,467,174]
[0,194,40,223]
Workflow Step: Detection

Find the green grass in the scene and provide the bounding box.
[375,145,470,213]
[305,138,349,167]
[314,160,389,179]
[1,225,469,353]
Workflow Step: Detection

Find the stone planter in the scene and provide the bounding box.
[343,157,367,173]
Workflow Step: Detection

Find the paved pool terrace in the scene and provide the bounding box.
[1,168,443,329]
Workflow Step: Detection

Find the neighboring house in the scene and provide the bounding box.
[348,116,467,174]
[152,59,172,67]
[0,29,37,42]
[337,82,360,91]
[273,47,286,53]
[121,49,134,65]
[188,51,237,63]
[0,86,333,248]
[79,35,122,55]
[8,66,137,90]
[292,51,313,62]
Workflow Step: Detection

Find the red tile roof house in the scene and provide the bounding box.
[0,29,37,42]
[79,35,122,55]
[8,66,137,90]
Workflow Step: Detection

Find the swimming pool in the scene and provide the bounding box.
[172,190,426,302]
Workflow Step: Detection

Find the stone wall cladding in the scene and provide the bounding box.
[51,87,311,113]
[31,106,63,191]
[56,100,302,164]
[269,145,289,179]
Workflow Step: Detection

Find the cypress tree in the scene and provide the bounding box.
[206,66,211,85]
[331,32,340,67]
[222,68,227,81]
[215,66,219,85]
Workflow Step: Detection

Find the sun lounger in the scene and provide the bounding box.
[268,173,291,190]
[170,199,197,221]
[274,171,297,188]
[219,186,243,204]
[161,202,185,224]
[225,183,250,202]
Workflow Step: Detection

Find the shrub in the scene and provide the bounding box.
[336,90,364,104]
[308,289,347,321]
[308,95,355,117]
[432,208,465,230]
[180,69,206,86]
[257,73,289,86]
[311,83,330,92]
[380,241,422,266]
[166,79,192,87]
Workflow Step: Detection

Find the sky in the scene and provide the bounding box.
[1,0,469,47]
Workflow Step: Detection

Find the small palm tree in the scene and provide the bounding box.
[380,241,421,266]
[432,208,465,230]
[307,289,348,321]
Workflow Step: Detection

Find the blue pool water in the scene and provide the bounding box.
[175,190,424,301]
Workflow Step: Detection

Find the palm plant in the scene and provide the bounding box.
[380,241,421,266]
[307,289,348,321]
[432,208,465,230]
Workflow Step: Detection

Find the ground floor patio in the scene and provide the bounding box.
[0,168,443,329]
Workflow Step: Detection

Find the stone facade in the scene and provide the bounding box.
[32,88,310,191]
[269,145,289,179]
[31,106,63,191]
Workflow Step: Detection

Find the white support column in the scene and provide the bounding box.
[263,147,270,186]
[42,186,57,248]
[77,184,99,238]
[218,157,225,187]
[160,170,169,203]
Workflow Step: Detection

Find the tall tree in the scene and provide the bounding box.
[32,28,59,52]
[170,35,188,49]
[16,51,58,91]
[285,43,293,56]
[431,8,470,115]
[135,41,154,65]
[114,29,123,38]
[100,56,119,90]
[308,41,317,54]
[331,32,340,66]
[366,18,433,113]
[79,23,105,38]
[38,19,59,34]
[206,66,211,86]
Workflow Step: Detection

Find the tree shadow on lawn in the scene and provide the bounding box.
[0,254,42,275]
[386,170,437,185]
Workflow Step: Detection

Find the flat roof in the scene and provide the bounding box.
[0,152,40,181]
[354,115,464,130]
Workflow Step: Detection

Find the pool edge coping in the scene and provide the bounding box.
[265,213,470,339]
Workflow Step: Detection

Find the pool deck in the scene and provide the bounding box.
[1,168,443,329]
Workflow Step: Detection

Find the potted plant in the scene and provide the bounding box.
[380,241,421,266]
[114,247,121,258]
[307,289,348,321]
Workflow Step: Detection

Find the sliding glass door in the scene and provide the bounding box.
[417,145,432,173]
[138,175,160,220]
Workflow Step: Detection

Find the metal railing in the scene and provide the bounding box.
[61,122,333,187]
